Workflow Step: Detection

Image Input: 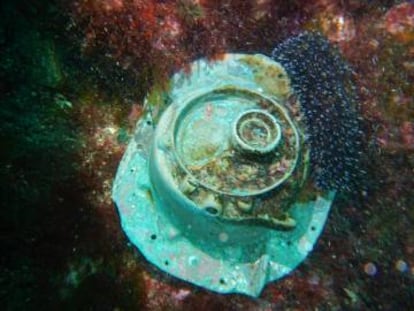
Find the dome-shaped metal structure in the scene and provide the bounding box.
[113,52,335,297]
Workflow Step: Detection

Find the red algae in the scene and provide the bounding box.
[70,0,314,91]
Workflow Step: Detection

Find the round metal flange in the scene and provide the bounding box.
[112,53,335,297]
[233,109,282,155]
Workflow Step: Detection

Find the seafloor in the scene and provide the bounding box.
[1,0,413,310]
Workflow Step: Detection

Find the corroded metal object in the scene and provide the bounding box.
[113,53,335,296]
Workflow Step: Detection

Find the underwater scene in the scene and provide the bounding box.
[1,0,413,310]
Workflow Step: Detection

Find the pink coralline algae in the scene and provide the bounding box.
[400,121,414,148]
[384,2,414,43]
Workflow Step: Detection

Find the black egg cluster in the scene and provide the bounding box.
[272,32,363,191]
